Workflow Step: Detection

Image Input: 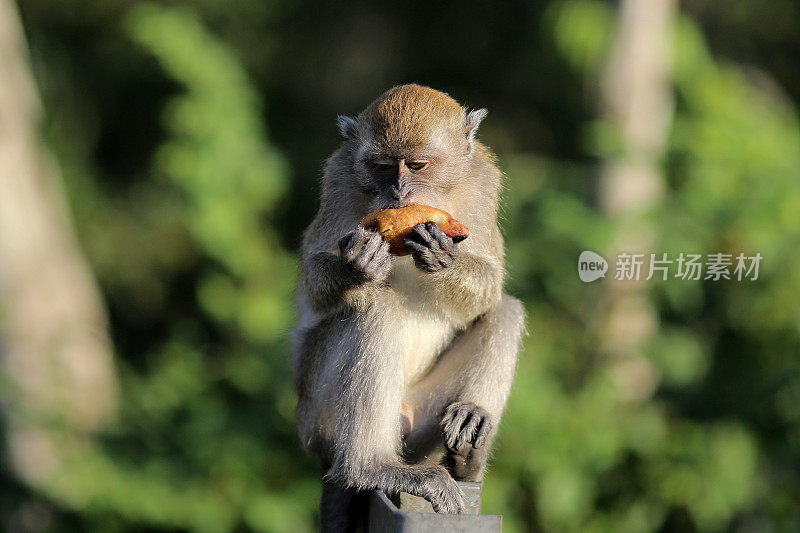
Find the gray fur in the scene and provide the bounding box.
[337,115,358,139]
[464,108,488,145]
[292,85,525,531]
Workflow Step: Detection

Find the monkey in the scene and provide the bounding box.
[291,84,525,531]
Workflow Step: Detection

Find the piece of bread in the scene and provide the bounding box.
[360,205,469,256]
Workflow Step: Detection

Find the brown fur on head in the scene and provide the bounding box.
[335,84,489,215]
[358,84,465,154]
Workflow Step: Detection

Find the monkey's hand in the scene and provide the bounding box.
[338,227,392,282]
[441,402,492,454]
[404,222,459,273]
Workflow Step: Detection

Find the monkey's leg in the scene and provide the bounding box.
[311,300,466,516]
[404,294,525,481]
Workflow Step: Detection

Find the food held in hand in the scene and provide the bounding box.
[360,205,469,256]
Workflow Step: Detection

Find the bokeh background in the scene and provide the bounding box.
[2,0,800,531]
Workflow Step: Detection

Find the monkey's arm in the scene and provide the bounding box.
[423,252,503,318]
[405,223,503,320]
[302,252,360,312]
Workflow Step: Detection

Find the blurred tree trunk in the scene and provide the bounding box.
[597,0,676,400]
[0,0,116,485]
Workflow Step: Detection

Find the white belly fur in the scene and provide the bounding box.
[390,256,456,385]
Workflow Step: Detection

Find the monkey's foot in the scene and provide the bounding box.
[421,467,466,514]
[441,402,492,454]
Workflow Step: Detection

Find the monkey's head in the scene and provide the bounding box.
[337,84,487,213]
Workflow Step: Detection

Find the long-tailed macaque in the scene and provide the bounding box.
[291,84,525,531]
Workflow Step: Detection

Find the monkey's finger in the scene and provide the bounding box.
[352,232,386,268]
[443,425,460,450]
[441,403,456,426]
[424,222,456,256]
[443,401,469,421]
[444,409,471,449]
[428,481,465,514]
[425,222,455,250]
[404,239,431,256]
[355,225,380,243]
[433,249,455,269]
[343,229,373,260]
[474,417,492,449]
[338,232,355,254]
[405,239,437,271]
[451,412,475,452]
[369,237,390,261]
[411,223,435,246]
[358,230,384,258]
[460,412,482,445]
[365,241,391,272]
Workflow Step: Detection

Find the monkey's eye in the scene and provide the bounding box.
[370,160,396,174]
[406,160,428,171]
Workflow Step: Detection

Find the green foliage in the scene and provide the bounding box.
[484,2,800,532]
[127,3,295,341]
[19,4,316,532]
[546,0,616,77]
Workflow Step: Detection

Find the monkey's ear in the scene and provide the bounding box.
[464,108,488,148]
[337,115,358,139]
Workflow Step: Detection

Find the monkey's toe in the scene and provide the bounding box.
[441,402,492,454]
[424,469,465,514]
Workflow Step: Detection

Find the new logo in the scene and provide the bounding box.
[578,251,608,282]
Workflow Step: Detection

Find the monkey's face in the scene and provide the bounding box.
[353,134,470,214]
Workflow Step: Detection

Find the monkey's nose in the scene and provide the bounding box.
[389,186,408,200]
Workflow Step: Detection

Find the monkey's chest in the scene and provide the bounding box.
[390,257,457,385]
